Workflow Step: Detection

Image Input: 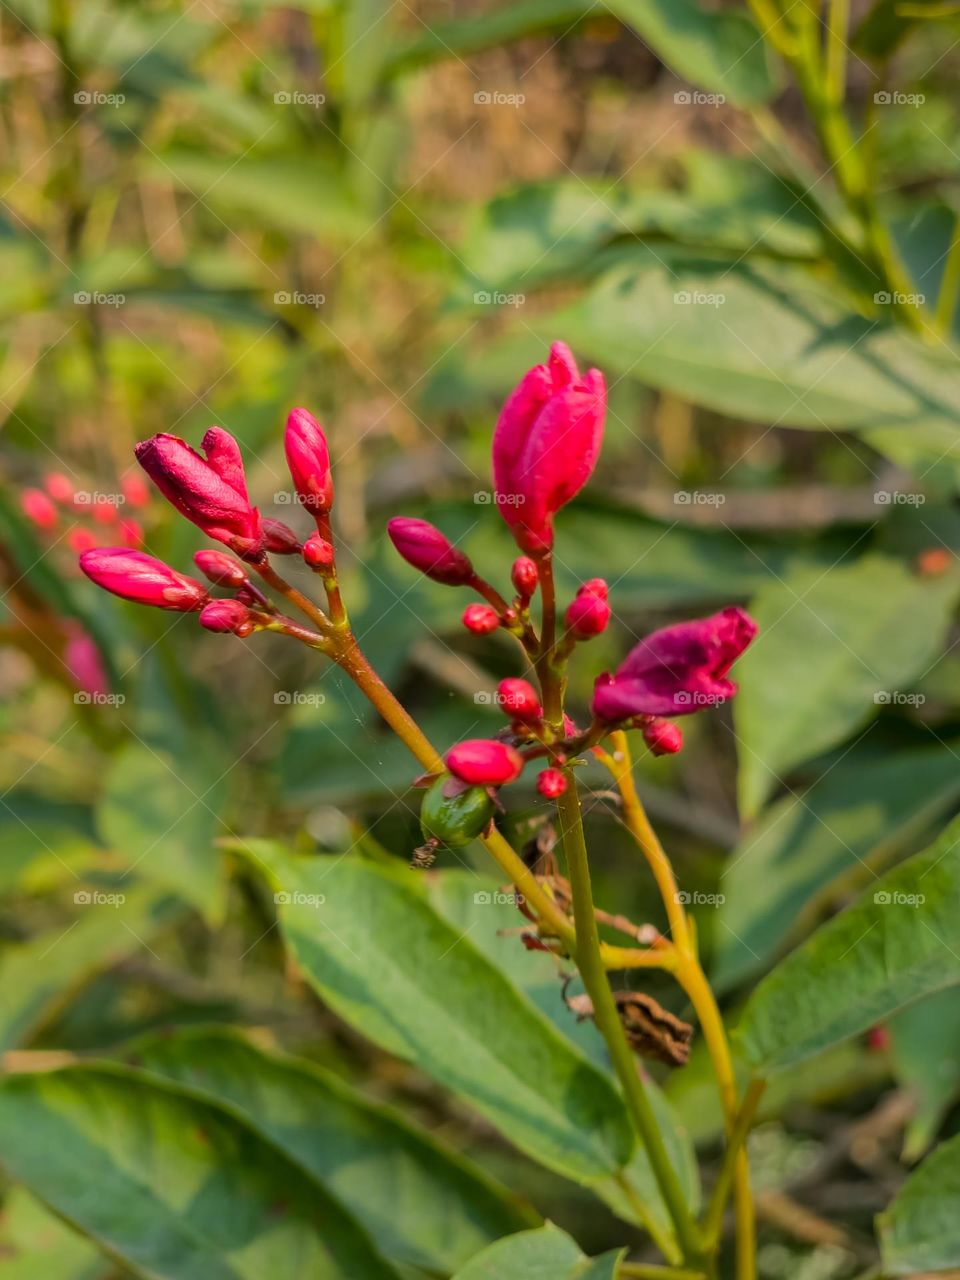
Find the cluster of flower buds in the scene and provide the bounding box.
[21,471,147,554]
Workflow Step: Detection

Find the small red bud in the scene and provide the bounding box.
[21,489,58,531]
[199,598,253,634]
[194,549,248,588]
[446,739,524,786]
[91,500,119,526]
[867,1025,890,1053]
[303,532,336,570]
[565,590,610,638]
[463,603,500,635]
[642,717,683,756]
[387,517,473,587]
[67,527,98,554]
[121,472,151,508]
[44,472,75,504]
[497,677,542,722]
[536,768,567,798]
[579,577,608,600]
[262,517,301,555]
[511,556,539,599]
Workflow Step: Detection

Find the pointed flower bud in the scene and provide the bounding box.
[497,677,542,722]
[285,407,333,516]
[199,598,253,635]
[511,556,539,599]
[387,517,473,587]
[642,717,683,756]
[492,341,606,553]
[463,603,500,635]
[565,580,611,639]
[21,488,58,530]
[536,768,567,798]
[194,549,248,588]
[263,517,301,555]
[135,428,263,559]
[68,527,98,554]
[80,548,208,611]
[446,739,524,786]
[592,607,758,722]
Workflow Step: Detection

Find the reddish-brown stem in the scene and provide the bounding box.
[534,550,562,725]
[313,513,348,626]
[254,558,330,632]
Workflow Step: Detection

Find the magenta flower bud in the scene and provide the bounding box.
[536,768,567,798]
[463,603,500,635]
[285,407,333,517]
[497,677,542,722]
[565,589,610,639]
[642,717,683,756]
[194,549,248,588]
[119,517,143,549]
[199,598,252,635]
[446,739,524,786]
[80,548,208,611]
[592,606,758,722]
[492,341,606,553]
[263,517,301,555]
[121,471,150,508]
[511,556,539,599]
[22,488,58,531]
[580,577,608,600]
[135,428,263,559]
[387,517,473,587]
[63,624,109,699]
[303,532,336,569]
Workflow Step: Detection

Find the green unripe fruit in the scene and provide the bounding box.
[420,776,494,850]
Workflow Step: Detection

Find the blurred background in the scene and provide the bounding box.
[4,0,960,1275]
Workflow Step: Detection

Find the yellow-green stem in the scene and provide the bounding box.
[935,213,960,336]
[703,1079,766,1248]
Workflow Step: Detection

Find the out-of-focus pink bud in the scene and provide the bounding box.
[80,548,208,611]
[263,517,301,555]
[194,549,248,588]
[91,500,119,526]
[135,428,263,559]
[121,472,150,508]
[67,527,98,554]
[303,532,335,569]
[497,677,542,722]
[511,556,539,599]
[642,717,683,756]
[22,489,58,531]
[387,517,473,586]
[463,603,500,635]
[536,768,567,798]
[580,577,608,600]
[119,517,143,548]
[492,341,606,553]
[285,407,333,517]
[199,598,253,635]
[867,1026,890,1053]
[565,585,610,638]
[446,739,524,786]
[44,472,75,504]
[63,623,109,699]
[592,606,758,722]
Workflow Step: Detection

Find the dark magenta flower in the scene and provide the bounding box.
[387,517,474,586]
[80,548,208,611]
[492,341,605,554]
[565,580,610,639]
[642,718,683,756]
[194,549,248,588]
[199,598,253,635]
[462,603,500,635]
[135,428,263,559]
[285,407,333,516]
[446,739,524,786]
[497,677,542,722]
[592,606,758,722]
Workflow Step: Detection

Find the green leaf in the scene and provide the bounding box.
[714,744,960,990]
[733,555,960,817]
[0,1189,106,1280]
[889,988,960,1159]
[128,1027,532,1273]
[878,1131,960,1274]
[736,814,960,1073]
[452,1222,625,1280]
[233,842,636,1182]
[0,1066,403,1280]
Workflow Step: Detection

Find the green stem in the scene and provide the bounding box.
[619,1266,706,1280]
[935,212,960,336]
[825,0,850,106]
[703,1079,766,1249]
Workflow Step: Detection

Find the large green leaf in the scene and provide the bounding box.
[233,842,635,1182]
[736,815,960,1073]
[714,744,960,990]
[733,555,960,817]
[878,1131,960,1274]
[0,1066,403,1280]
[889,987,960,1159]
[453,1223,624,1280]
[129,1027,532,1273]
[0,1190,106,1280]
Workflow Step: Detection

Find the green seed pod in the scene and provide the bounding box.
[420,776,494,850]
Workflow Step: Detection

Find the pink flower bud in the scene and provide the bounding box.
[68,527,98,554]
[592,606,758,722]
[44,472,75,504]
[63,623,109,699]
[303,532,335,569]
[387,517,473,587]
[80,548,208,611]
[580,577,608,600]
[536,768,567,798]
[565,588,610,638]
[497,677,542,722]
[21,488,58,531]
[135,428,263,559]
[263,518,301,555]
[462,603,500,635]
[91,499,118,526]
[199,598,253,635]
[119,517,144,548]
[121,472,150,508]
[511,556,539,599]
[492,341,606,553]
[285,407,333,516]
[642,717,683,756]
[194,549,248,588]
[446,739,524,786]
